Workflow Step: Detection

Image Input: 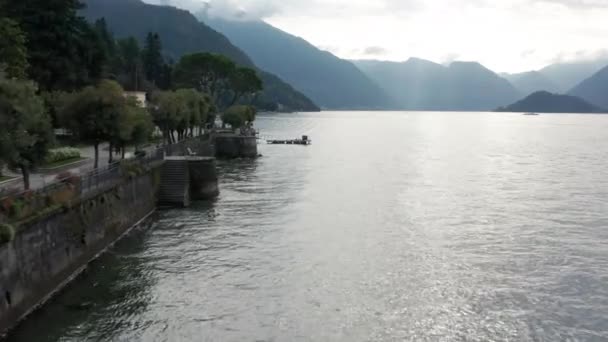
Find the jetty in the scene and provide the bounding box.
[267,135,311,145]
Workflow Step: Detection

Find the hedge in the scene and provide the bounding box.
[45,147,81,164]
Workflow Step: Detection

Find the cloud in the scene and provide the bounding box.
[143,0,608,72]
[362,46,388,56]
[535,0,608,9]
[440,53,461,64]
[549,49,608,64]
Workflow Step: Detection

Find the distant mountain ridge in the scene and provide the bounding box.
[497,91,605,113]
[539,58,608,93]
[81,0,320,112]
[203,17,394,110]
[501,71,561,96]
[568,65,608,109]
[354,59,521,111]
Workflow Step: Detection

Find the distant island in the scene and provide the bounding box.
[496,91,606,114]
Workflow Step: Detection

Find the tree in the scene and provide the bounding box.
[62,80,128,168]
[176,89,210,137]
[0,18,28,79]
[109,97,152,160]
[93,18,119,80]
[129,108,154,152]
[41,91,72,128]
[229,67,263,105]
[0,71,54,189]
[116,37,146,91]
[221,105,256,129]
[143,32,164,87]
[2,0,106,90]
[173,53,262,110]
[172,53,236,108]
[149,91,187,144]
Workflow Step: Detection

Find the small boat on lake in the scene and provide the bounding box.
[523,112,540,116]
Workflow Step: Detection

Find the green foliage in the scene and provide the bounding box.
[229,67,263,105]
[0,223,15,244]
[45,148,81,164]
[150,91,185,141]
[0,71,54,189]
[150,89,211,143]
[173,53,234,103]
[61,79,152,167]
[0,18,28,79]
[176,88,210,131]
[3,0,106,90]
[129,107,155,149]
[110,96,154,151]
[172,54,258,113]
[113,37,147,91]
[221,110,245,129]
[41,90,73,128]
[143,33,164,87]
[173,53,262,111]
[62,80,124,146]
[222,105,256,129]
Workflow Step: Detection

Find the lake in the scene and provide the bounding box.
[6,111,608,341]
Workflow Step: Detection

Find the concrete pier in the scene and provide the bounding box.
[188,157,219,200]
[214,134,258,159]
[159,158,191,207]
[159,157,220,206]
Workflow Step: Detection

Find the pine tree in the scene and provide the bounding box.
[2,0,106,90]
[0,18,29,79]
[142,32,164,87]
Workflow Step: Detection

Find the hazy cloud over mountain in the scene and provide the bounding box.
[362,46,388,56]
[144,0,608,73]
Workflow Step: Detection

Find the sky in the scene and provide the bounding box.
[149,0,608,73]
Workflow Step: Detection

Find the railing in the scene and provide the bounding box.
[0,147,164,203]
[0,135,212,203]
[79,162,122,197]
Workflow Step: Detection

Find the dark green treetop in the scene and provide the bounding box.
[1,0,105,90]
[0,70,54,189]
[0,18,28,79]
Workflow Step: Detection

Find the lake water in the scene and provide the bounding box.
[6,112,608,341]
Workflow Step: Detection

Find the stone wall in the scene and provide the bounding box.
[214,135,258,159]
[0,167,161,334]
[164,136,214,157]
[188,158,219,200]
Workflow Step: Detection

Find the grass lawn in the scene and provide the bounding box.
[0,175,15,183]
[40,157,86,169]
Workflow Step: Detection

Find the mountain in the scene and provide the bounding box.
[353,59,521,111]
[538,58,608,93]
[203,17,394,110]
[568,65,608,109]
[502,71,561,95]
[497,91,605,113]
[81,0,319,112]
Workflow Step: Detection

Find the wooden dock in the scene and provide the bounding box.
[266,135,311,145]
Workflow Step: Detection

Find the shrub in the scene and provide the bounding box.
[221,109,245,129]
[45,147,81,164]
[0,223,15,244]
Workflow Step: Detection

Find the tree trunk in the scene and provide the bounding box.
[121,147,126,160]
[230,92,241,106]
[94,143,99,169]
[20,166,30,190]
[108,142,114,164]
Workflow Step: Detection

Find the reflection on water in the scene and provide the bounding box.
[6,112,608,341]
